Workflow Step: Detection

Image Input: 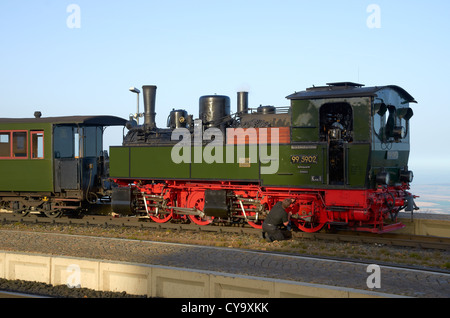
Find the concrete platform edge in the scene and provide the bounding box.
[0,250,407,298]
[398,216,450,237]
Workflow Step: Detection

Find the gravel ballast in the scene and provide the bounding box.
[0,222,449,298]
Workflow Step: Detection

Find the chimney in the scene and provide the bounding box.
[237,91,248,115]
[142,85,157,129]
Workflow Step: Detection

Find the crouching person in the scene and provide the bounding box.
[262,198,295,242]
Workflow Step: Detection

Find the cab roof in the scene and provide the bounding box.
[286,82,417,103]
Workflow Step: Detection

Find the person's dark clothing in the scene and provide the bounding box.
[262,202,291,242]
[264,202,288,226]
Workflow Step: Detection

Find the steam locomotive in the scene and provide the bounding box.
[109,82,418,233]
[0,81,417,233]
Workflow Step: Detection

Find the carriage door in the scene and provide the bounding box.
[54,126,81,192]
[319,103,353,185]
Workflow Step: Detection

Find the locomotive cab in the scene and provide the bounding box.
[287,82,416,189]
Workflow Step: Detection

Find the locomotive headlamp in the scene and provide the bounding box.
[376,171,390,185]
[400,170,414,183]
[129,87,140,94]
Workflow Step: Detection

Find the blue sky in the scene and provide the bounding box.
[1,0,449,184]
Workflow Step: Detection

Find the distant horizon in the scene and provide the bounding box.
[409,184,450,215]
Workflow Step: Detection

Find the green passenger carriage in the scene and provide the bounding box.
[0,115,126,217]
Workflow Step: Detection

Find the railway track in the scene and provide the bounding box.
[1,211,449,251]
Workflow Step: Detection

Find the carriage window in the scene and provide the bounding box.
[0,131,28,159]
[0,132,11,157]
[13,131,28,158]
[31,131,44,159]
[54,126,74,158]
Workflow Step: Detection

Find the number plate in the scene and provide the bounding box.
[290,155,318,164]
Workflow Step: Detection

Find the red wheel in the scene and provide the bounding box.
[149,209,173,223]
[236,199,264,229]
[292,220,325,233]
[144,197,173,223]
[247,220,263,229]
[187,192,213,226]
[291,203,325,233]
